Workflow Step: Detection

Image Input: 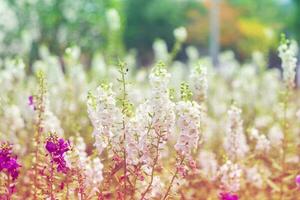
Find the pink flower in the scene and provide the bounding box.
[177,164,188,177]
[189,159,197,170]
[219,192,239,200]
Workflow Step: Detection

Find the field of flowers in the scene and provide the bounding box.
[0,33,300,200]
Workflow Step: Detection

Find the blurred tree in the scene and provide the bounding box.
[291,0,300,42]
[187,0,284,60]
[2,0,125,68]
[124,0,197,65]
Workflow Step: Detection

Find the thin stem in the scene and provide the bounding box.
[279,89,289,200]
[119,61,128,199]
[50,161,54,200]
[168,41,181,66]
[6,173,11,200]
[139,135,161,200]
[162,156,185,200]
[33,75,45,200]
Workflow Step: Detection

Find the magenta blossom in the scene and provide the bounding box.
[296,175,300,187]
[0,142,21,180]
[28,95,34,105]
[219,192,239,200]
[45,136,70,174]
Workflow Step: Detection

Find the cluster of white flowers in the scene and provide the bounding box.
[147,64,176,137]
[175,101,202,156]
[246,166,263,189]
[224,105,248,161]
[173,27,187,43]
[72,136,88,167]
[87,84,122,154]
[250,128,270,153]
[189,65,208,102]
[125,118,140,165]
[268,124,284,147]
[0,59,25,92]
[198,150,218,181]
[218,160,242,193]
[0,105,25,141]
[144,176,165,199]
[85,157,104,193]
[278,38,298,89]
[134,65,176,165]
[43,101,64,136]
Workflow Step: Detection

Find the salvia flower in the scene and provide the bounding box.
[45,135,70,174]
[219,192,239,200]
[0,142,21,180]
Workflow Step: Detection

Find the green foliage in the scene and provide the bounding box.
[180,82,193,101]
[124,0,190,52]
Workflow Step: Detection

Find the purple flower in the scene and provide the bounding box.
[219,192,239,200]
[0,143,21,180]
[28,95,36,110]
[45,141,57,153]
[28,95,34,106]
[296,175,300,187]
[45,136,70,174]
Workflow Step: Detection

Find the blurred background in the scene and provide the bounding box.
[0,0,298,70]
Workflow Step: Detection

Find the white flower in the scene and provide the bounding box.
[0,105,24,141]
[136,64,175,165]
[246,166,263,188]
[43,98,64,136]
[224,105,248,161]
[218,160,242,193]
[73,136,88,167]
[34,92,64,136]
[268,124,283,147]
[189,64,208,102]
[87,84,122,154]
[144,176,164,199]
[125,117,140,165]
[173,27,187,43]
[198,151,218,180]
[250,128,270,154]
[175,101,202,156]
[278,39,298,89]
[147,64,175,136]
[85,157,104,192]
